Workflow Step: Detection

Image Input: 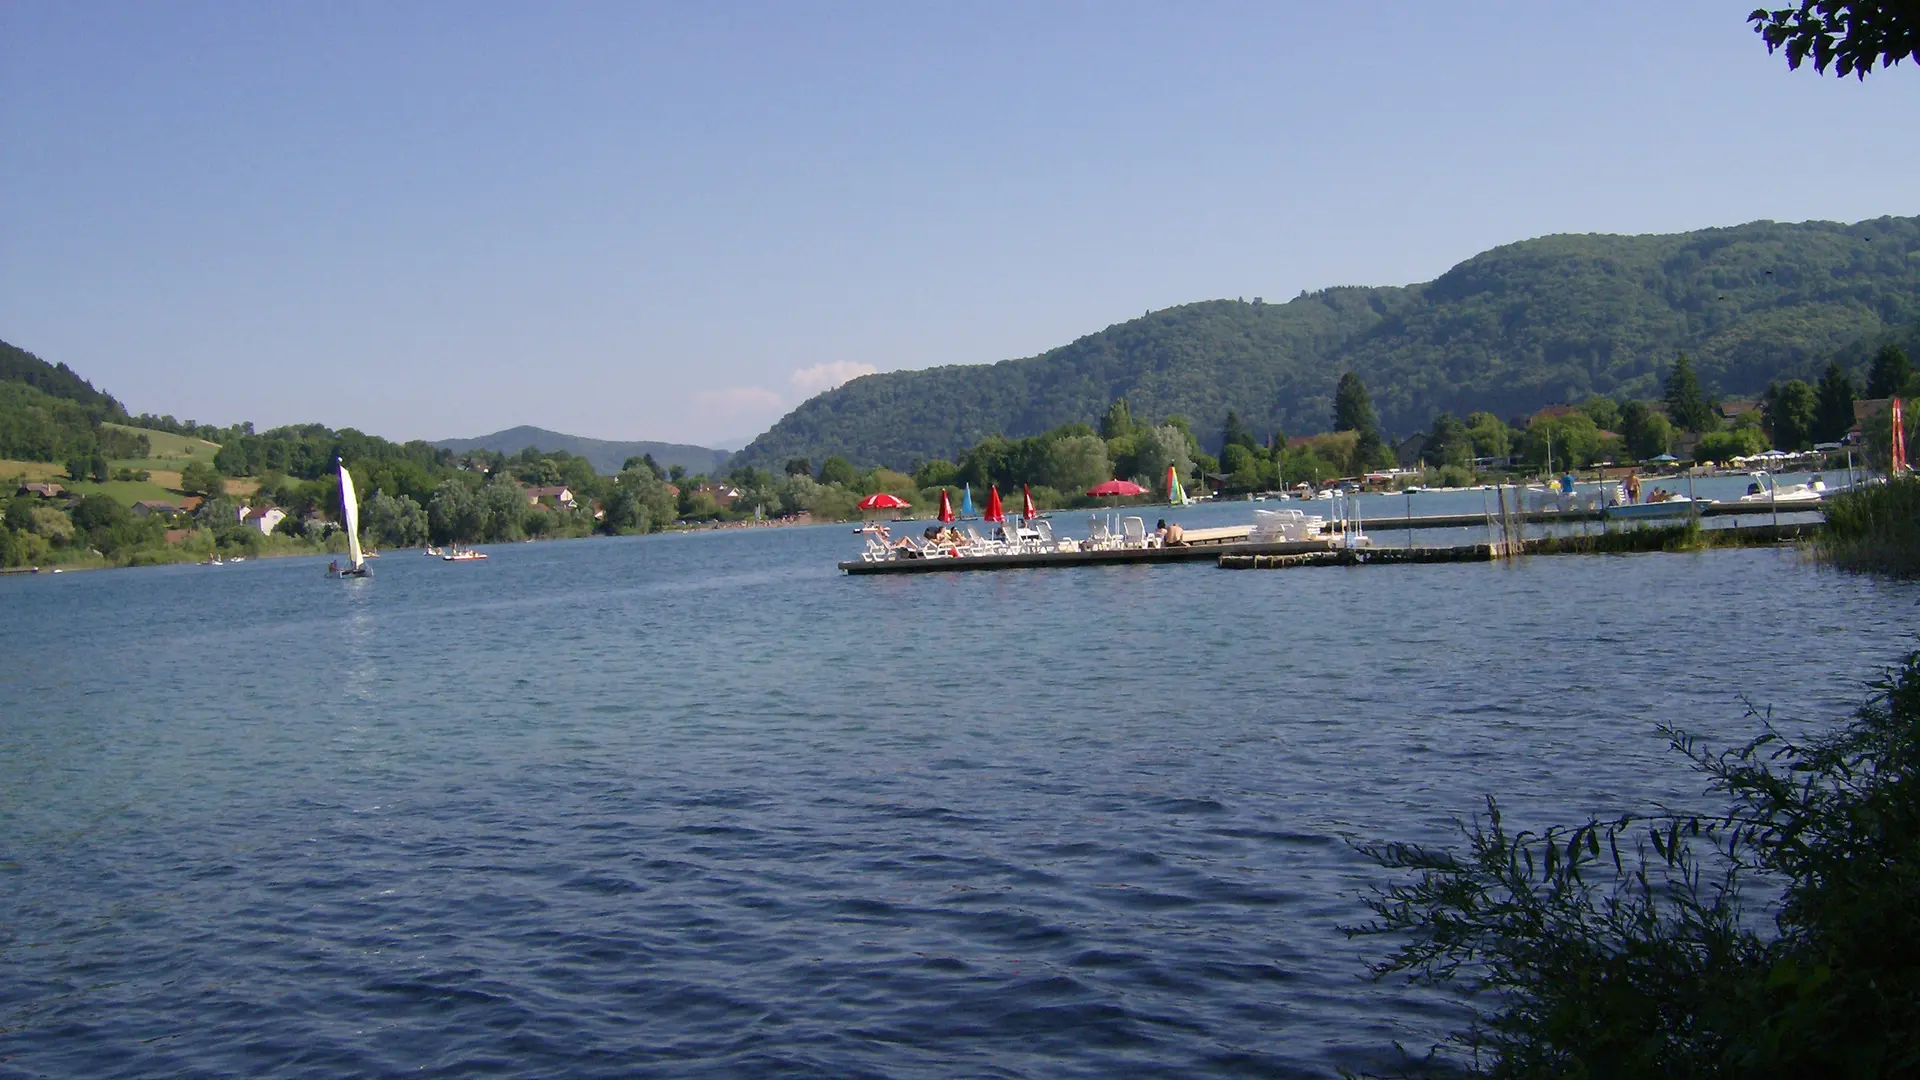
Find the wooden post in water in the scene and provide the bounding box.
[1494,485,1505,559]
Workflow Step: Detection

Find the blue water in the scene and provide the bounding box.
[3,524,1914,1077]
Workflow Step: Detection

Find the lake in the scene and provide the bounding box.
[2,519,1912,1077]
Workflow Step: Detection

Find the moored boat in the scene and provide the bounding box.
[1737,472,1827,505]
[1605,497,1713,520]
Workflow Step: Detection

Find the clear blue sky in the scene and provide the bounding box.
[4,2,1917,447]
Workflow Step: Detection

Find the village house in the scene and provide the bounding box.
[525,485,577,509]
[132,500,181,518]
[1718,399,1762,422]
[17,482,64,499]
[1525,404,1583,425]
[1392,433,1426,469]
[1852,398,1892,443]
[241,506,286,535]
[693,482,741,508]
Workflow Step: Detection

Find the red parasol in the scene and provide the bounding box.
[857,492,910,511]
[984,485,1005,523]
[937,489,955,523]
[1021,484,1038,520]
[1086,479,1147,497]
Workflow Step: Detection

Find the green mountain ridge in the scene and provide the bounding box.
[733,215,1920,470]
[0,338,141,464]
[433,426,729,477]
[0,338,125,416]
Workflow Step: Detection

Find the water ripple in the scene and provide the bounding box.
[2,526,1916,1077]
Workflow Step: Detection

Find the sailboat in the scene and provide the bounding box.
[1166,465,1192,506]
[331,460,372,578]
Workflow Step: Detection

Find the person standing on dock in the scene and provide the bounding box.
[1626,472,1641,504]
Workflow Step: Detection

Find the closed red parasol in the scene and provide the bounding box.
[1022,484,1038,520]
[984,486,1005,523]
[857,492,911,511]
[1086,479,1147,497]
[937,489,955,522]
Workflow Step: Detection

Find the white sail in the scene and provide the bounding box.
[339,462,364,569]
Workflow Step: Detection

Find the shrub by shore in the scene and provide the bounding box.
[1348,650,1920,1078]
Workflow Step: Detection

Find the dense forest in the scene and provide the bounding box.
[0,339,125,414]
[0,339,147,466]
[734,215,1920,470]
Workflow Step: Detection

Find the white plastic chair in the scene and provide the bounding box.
[1033,519,1054,551]
[1087,517,1113,550]
[1121,516,1148,549]
[966,526,1006,555]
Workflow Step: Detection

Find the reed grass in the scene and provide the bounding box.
[1530,519,1718,555]
[1817,476,1920,577]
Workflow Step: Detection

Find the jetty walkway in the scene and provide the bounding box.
[838,511,1824,576]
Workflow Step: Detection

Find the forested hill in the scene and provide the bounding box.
[1,338,126,415]
[0,338,141,463]
[734,215,1920,469]
[434,426,729,476]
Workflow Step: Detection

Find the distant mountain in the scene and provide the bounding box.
[434,425,730,476]
[733,215,1920,470]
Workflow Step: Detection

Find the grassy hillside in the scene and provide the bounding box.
[735,215,1920,469]
[104,422,218,469]
[434,425,729,476]
[3,417,227,509]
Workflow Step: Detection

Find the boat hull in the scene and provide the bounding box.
[1605,501,1708,520]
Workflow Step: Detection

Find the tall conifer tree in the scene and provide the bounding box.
[1663,353,1711,432]
[1813,360,1857,444]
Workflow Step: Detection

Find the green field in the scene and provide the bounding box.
[6,425,254,509]
[104,422,219,470]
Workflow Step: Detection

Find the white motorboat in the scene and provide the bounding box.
[1737,472,1827,505]
[1606,496,1713,520]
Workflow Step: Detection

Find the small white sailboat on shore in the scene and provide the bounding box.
[329,460,372,578]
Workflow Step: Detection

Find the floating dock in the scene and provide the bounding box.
[1354,500,1824,531]
[1220,522,1818,568]
[841,520,1820,575]
[839,526,1271,575]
